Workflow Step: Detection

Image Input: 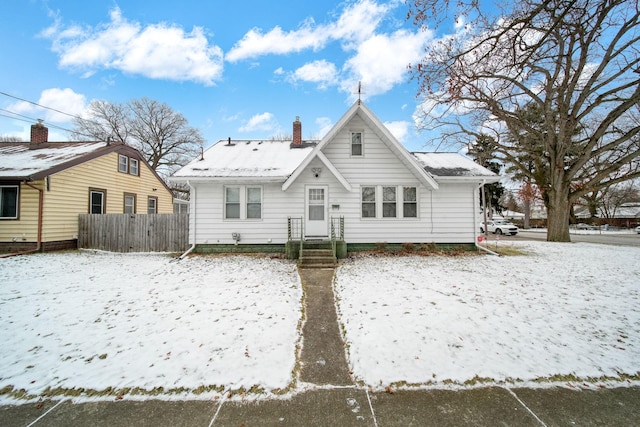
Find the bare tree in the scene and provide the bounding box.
[590,180,640,219]
[0,135,23,142]
[410,0,640,241]
[73,97,204,179]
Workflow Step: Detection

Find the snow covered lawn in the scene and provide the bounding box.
[0,252,301,401]
[335,242,640,388]
[1,242,639,403]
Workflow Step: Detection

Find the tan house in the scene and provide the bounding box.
[0,122,173,252]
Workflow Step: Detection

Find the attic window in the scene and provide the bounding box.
[118,154,128,173]
[118,154,139,176]
[351,132,363,156]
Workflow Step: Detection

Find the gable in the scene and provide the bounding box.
[283,102,439,191]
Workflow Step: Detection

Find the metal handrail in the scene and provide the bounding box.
[287,216,304,259]
[330,216,344,259]
[299,218,304,259]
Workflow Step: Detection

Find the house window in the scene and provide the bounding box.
[225,187,241,219]
[90,189,106,214]
[382,186,397,218]
[246,187,262,219]
[124,193,136,214]
[308,188,325,220]
[362,185,418,219]
[224,185,263,220]
[351,132,363,156]
[0,185,19,219]
[118,154,139,176]
[361,186,376,218]
[129,158,139,176]
[148,197,157,214]
[403,187,417,218]
[118,155,128,173]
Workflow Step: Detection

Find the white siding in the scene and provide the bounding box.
[189,112,481,245]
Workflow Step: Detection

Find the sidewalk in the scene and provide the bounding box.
[1,266,640,426]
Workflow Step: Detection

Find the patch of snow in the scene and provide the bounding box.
[0,143,105,178]
[1,242,639,403]
[412,152,496,177]
[335,242,640,388]
[0,252,301,401]
[171,140,314,179]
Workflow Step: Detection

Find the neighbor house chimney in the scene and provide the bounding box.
[30,120,48,144]
[293,116,302,146]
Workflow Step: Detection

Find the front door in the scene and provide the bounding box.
[305,186,328,237]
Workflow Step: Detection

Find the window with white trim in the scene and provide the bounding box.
[147,197,157,214]
[89,189,106,214]
[129,158,139,176]
[351,132,363,156]
[361,185,418,219]
[246,187,262,219]
[361,186,376,218]
[0,185,19,219]
[224,186,262,220]
[225,187,240,219]
[382,186,397,218]
[124,193,136,213]
[403,186,417,218]
[118,154,128,173]
[118,154,140,176]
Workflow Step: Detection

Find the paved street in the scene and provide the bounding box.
[511,230,640,247]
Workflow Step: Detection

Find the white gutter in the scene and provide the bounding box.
[178,180,196,260]
[474,180,499,256]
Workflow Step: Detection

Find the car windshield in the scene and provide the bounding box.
[494,220,510,225]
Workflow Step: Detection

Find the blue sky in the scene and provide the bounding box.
[0,0,462,152]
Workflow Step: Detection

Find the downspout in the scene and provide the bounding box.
[178,180,196,260]
[475,180,499,256]
[2,181,44,258]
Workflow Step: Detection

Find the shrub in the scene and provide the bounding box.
[401,242,415,252]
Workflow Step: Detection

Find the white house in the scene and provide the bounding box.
[170,101,499,257]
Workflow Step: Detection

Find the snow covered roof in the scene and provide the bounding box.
[171,139,317,181]
[0,141,116,180]
[412,152,500,181]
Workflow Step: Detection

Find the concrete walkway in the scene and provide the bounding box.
[2,266,640,426]
[298,268,352,386]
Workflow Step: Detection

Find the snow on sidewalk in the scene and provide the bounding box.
[335,242,640,388]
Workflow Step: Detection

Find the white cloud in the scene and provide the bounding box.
[42,7,224,85]
[290,60,338,89]
[315,117,334,138]
[383,120,410,143]
[239,112,278,133]
[11,88,87,124]
[340,29,433,99]
[226,0,389,62]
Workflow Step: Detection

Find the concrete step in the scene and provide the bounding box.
[302,249,334,257]
[299,249,336,268]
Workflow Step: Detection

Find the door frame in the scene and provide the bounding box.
[304,185,329,238]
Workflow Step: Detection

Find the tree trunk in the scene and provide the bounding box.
[546,183,571,242]
[523,198,531,229]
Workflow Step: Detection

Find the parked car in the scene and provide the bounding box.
[636,225,640,234]
[479,219,519,235]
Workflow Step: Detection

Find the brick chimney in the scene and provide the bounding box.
[30,120,48,144]
[293,116,302,146]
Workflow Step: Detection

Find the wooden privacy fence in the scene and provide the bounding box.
[78,214,189,252]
